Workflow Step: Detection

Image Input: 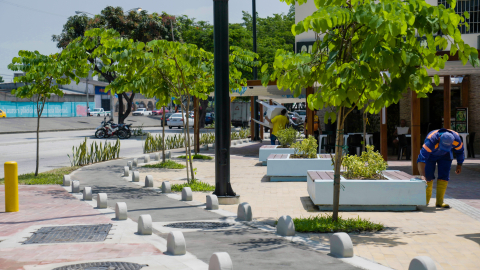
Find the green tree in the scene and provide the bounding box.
[8,51,73,176]
[266,0,479,220]
[0,76,4,83]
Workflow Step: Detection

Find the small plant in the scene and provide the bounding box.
[291,214,384,233]
[291,137,318,158]
[171,180,215,192]
[276,127,297,148]
[342,145,387,180]
[143,160,186,169]
[177,154,213,160]
[131,125,147,136]
[68,138,120,166]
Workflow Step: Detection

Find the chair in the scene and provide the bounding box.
[325,133,336,153]
[347,134,363,156]
[468,132,476,158]
[397,134,411,160]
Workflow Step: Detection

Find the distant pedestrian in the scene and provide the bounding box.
[304,109,321,143]
[265,109,288,145]
[87,107,90,117]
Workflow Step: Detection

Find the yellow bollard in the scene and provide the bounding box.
[4,161,19,212]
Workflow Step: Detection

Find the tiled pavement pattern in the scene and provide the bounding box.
[143,143,480,270]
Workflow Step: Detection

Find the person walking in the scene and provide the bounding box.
[417,128,464,208]
[265,109,288,145]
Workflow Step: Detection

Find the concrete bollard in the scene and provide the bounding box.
[96,193,107,209]
[238,140,243,144]
[277,215,295,236]
[83,187,92,200]
[211,144,215,150]
[232,141,236,146]
[182,187,193,201]
[330,232,354,258]
[115,202,128,220]
[162,181,171,193]
[145,175,154,187]
[132,158,138,167]
[63,175,71,186]
[71,180,80,193]
[408,256,437,270]
[144,155,150,163]
[206,194,219,210]
[132,171,140,182]
[124,166,130,177]
[167,231,187,255]
[165,151,171,159]
[237,202,252,221]
[138,214,152,235]
[127,161,133,170]
[208,252,233,270]
[155,153,160,161]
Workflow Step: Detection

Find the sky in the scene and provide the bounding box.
[0,0,291,82]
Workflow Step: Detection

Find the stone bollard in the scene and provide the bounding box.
[211,144,215,150]
[138,214,152,235]
[132,158,138,167]
[132,171,140,182]
[63,175,71,186]
[83,187,92,200]
[162,181,171,193]
[232,141,236,146]
[145,175,154,187]
[330,232,354,258]
[167,231,187,255]
[97,193,107,209]
[155,153,160,161]
[144,155,150,163]
[408,256,437,270]
[165,151,171,159]
[208,252,233,270]
[124,166,130,177]
[182,187,193,201]
[238,140,243,144]
[206,194,219,210]
[277,215,295,236]
[127,161,133,170]
[71,180,80,193]
[237,202,252,221]
[115,202,128,220]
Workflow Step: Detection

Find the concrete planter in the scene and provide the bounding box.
[259,145,295,165]
[266,154,334,181]
[307,170,426,211]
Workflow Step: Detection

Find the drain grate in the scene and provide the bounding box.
[164,221,233,229]
[53,261,146,270]
[23,224,112,244]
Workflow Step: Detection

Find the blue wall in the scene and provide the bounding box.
[0,101,95,117]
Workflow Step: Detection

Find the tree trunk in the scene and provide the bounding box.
[118,92,135,124]
[118,94,124,124]
[35,97,46,177]
[363,107,367,153]
[199,99,208,128]
[162,106,166,163]
[185,97,195,180]
[332,107,345,221]
[180,105,190,183]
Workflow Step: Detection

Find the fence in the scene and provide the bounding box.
[0,101,95,117]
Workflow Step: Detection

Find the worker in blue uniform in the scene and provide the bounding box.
[417,128,464,208]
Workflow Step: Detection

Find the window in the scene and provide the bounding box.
[438,0,480,34]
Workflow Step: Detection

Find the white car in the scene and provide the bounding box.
[132,108,152,116]
[89,108,111,117]
[167,113,194,129]
[295,110,306,122]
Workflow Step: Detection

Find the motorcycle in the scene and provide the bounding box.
[95,117,131,139]
[288,117,303,132]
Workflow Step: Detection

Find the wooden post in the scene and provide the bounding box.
[250,97,255,139]
[462,75,469,107]
[269,99,273,105]
[411,90,421,175]
[306,87,315,138]
[380,107,388,161]
[444,75,451,129]
[259,101,264,140]
[194,96,200,154]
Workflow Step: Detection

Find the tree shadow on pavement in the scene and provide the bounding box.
[457,233,480,245]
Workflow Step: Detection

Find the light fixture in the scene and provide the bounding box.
[125,8,142,13]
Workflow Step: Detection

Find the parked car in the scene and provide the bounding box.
[160,112,174,126]
[132,108,152,116]
[89,108,111,117]
[152,108,169,115]
[295,110,307,122]
[167,113,194,129]
[287,112,303,124]
[0,109,6,118]
[205,113,214,125]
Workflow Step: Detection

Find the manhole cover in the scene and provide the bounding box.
[53,261,146,270]
[164,222,233,229]
[23,224,112,244]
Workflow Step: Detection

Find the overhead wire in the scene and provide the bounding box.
[0,0,67,18]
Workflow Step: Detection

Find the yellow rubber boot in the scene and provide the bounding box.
[426,181,433,205]
[436,180,450,208]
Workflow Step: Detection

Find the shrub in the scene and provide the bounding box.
[292,214,384,233]
[143,160,186,169]
[0,166,81,185]
[276,127,297,147]
[177,154,213,160]
[171,180,215,192]
[342,145,387,179]
[291,137,318,158]
[68,138,120,166]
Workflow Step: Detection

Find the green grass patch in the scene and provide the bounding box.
[0,166,82,185]
[171,180,215,192]
[291,214,384,233]
[143,160,186,169]
[177,154,213,160]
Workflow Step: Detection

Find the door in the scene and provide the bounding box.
[101,99,111,111]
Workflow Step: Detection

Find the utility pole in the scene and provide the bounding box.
[213,0,237,202]
[252,0,260,141]
[85,75,89,116]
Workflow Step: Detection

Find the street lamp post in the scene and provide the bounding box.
[252,0,260,141]
[213,0,237,201]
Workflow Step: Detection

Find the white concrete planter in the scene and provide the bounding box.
[266,154,334,181]
[307,170,426,211]
[259,145,295,165]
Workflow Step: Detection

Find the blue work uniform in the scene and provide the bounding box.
[416,129,464,181]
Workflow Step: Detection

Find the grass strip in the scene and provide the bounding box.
[177,154,213,160]
[0,166,82,185]
[292,214,384,233]
[143,160,186,169]
[171,180,215,192]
